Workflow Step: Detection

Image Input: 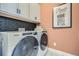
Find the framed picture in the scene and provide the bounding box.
[53,3,72,28]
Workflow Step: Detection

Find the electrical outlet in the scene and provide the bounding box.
[53,42,56,46]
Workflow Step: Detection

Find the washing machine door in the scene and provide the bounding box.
[12,36,38,56]
[40,33,48,50]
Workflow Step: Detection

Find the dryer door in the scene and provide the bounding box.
[12,36,38,56]
[40,33,48,50]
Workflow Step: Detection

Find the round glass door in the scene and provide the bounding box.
[40,33,48,50]
[12,36,38,56]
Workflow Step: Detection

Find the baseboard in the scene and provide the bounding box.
[47,48,75,56]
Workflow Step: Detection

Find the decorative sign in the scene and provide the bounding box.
[53,3,72,28]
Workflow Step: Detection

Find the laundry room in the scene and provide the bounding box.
[0,3,79,56]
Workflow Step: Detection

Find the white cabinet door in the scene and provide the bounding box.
[29,3,40,21]
[18,3,29,19]
[0,3,40,23]
[0,3,8,12]
[0,3,18,15]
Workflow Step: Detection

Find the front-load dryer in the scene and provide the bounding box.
[0,31,39,56]
[37,31,48,56]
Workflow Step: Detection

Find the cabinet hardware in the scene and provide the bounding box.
[35,17,37,20]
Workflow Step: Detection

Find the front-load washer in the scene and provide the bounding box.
[0,31,39,56]
[37,31,48,56]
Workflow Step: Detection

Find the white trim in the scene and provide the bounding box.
[46,48,74,56]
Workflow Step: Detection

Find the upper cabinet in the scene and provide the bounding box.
[18,3,29,19]
[0,3,40,23]
[0,3,18,15]
[29,3,40,22]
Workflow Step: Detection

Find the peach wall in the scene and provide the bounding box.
[40,3,79,55]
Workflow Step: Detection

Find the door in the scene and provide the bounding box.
[0,3,18,15]
[29,3,40,21]
[18,3,29,19]
[40,33,48,50]
[12,36,38,56]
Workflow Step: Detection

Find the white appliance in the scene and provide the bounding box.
[0,34,2,56]
[0,31,39,56]
[37,31,48,56]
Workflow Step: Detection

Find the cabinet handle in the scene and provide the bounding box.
[16,9,21,14]
[18,9,19,14]
[19,10,21,14]
[18,9,21,14]
[35,17,37,20]
[16,8,18,13]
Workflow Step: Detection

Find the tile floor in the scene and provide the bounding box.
[45,48,74,56]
